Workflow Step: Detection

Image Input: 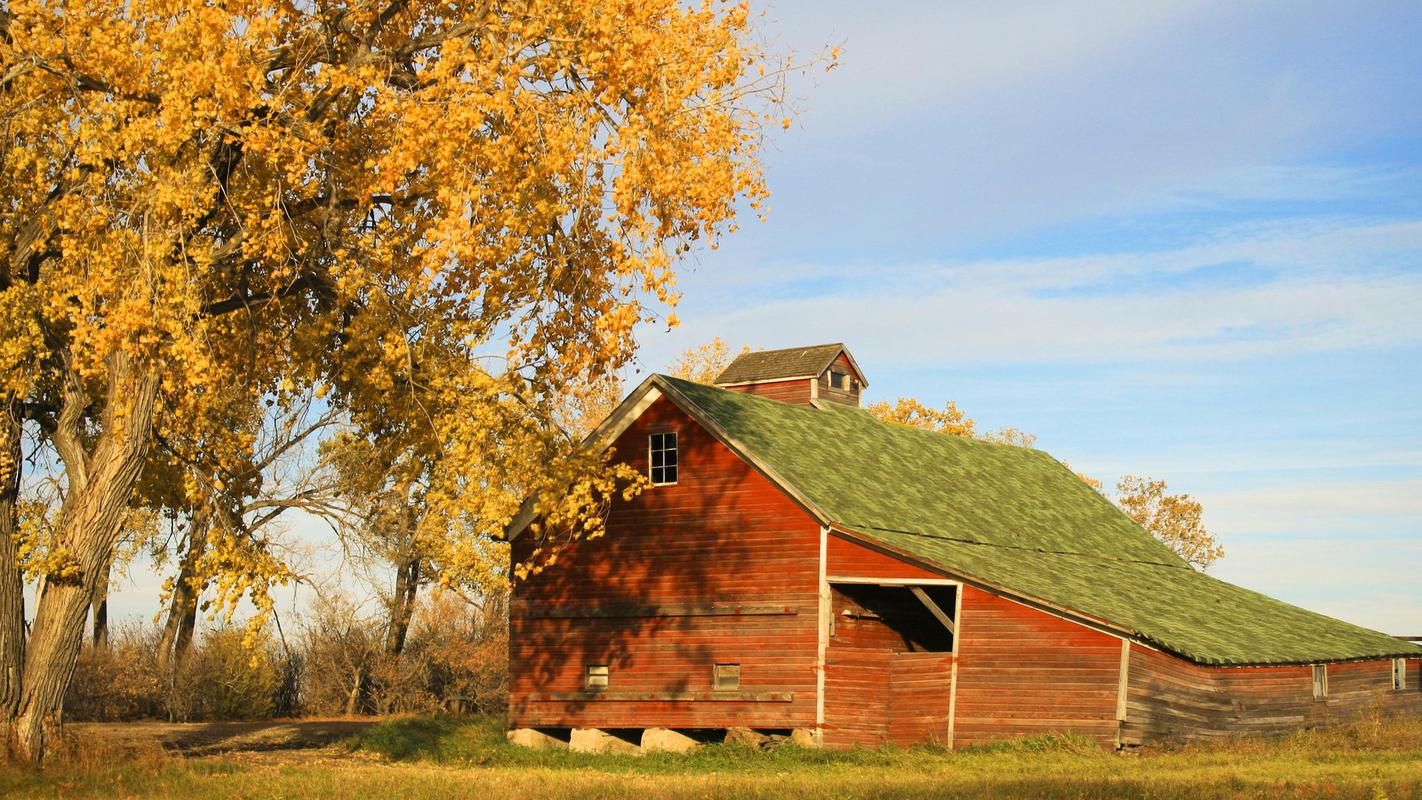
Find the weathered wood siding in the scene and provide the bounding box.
[826,534,944,581]
[1123,648,1422,745]
[509,396,822,730]
[822,586,952,747]
[723,378,815,405]
[816,352,862,407]
[890,651,954,745]
[952,586,1122,747]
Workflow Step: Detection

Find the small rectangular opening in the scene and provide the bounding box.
[829,370,848,390]
[1393,658,1406,691]
[649,431,678,485]
[1312,664,1328,700]
[586,664,609,691]
[713,663,740,691]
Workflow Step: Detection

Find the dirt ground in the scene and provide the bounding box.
[72,719,379,764]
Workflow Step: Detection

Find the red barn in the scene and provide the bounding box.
[508,344,1422,750]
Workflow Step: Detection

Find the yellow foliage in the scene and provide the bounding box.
[2,0,793,606]
[667,337,751,384]
[1116,475,1224,569]
[866,397,977,437]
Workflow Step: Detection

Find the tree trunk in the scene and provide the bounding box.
[383,557,419,656]
[0,399,26,728]
[157,509,210,670]
[89,557,111,650]
[8,357,159,764]
[344,675,363,717]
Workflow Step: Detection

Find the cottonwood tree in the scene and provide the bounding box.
[1116,475,1223,570]
[321,432,435,657]
[148,392,336,670]
[667,337,751,384]
[0,0,799,760]
[865,397,977,436]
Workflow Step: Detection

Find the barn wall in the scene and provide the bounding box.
[509,396,822,730]
[952,585,1122,747]
[722,378,815,405]
[1122,648,1422,745]
[826,534,945,581]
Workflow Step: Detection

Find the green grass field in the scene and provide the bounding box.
[4,714,1420,799]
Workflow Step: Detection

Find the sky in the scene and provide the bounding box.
[625,0,1422,634]
[105,0,1421,637]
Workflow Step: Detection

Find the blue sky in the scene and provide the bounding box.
[627,0,1422,634]
[103,1,1420,638]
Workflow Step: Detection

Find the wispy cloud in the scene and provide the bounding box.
[645,216,1422,368]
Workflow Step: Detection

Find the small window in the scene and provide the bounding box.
[586,664,609,691]
[713,663,740,691]
[649,432,678,485]
[1394,658,1407,691]
[1312,664,1328,699]
[829,370,848,390]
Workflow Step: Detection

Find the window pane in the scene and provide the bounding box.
[651,450,663,468]
[663,450,677,466]
[665,465,677,482]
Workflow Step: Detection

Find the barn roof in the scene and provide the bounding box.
[652,374,1422,667]
[713,343,865,386]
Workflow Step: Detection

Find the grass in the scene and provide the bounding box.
[3,714,1421,799]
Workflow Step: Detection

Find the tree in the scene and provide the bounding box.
[667,338,751,384]
[865,398,976,436]
[0,0,796,761]
[1116,476,1223,570]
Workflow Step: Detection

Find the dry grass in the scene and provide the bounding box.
[3,714,1421,799]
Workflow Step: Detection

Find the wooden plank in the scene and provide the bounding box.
[1116,639,1131,722]
[910,586,957,636]
[525,603,799,619]
[528,691,795,703]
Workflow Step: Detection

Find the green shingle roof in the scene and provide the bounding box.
[656,375,1422,666]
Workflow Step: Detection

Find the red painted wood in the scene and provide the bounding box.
[821,586,952,747]
[952,585,1121,747]
[826,534,945,581]
[723,378,815,405]
[509,395,822,730]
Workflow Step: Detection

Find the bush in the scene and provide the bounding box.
[64,589,508,722]
[65,624,165,721]
[65,623,296,722]
[169,627,289,721]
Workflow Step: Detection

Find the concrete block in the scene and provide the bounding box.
[641,728,700,754]
[570,728,642,755]
[506,728,568,750]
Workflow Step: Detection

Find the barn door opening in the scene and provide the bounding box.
[823,583,957,747]
[833,583,957,652]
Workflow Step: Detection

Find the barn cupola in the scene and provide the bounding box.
[713,343,867,407]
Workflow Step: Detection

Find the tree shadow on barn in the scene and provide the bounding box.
[509,394,819,737]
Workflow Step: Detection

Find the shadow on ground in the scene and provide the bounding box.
[73,719,379,757]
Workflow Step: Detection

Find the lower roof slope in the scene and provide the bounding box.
[657,375,1422,666]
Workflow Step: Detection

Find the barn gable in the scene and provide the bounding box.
[598,374,1421,667]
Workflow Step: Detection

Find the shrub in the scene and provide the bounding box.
[65,624,165,721]
[170,627,288,721]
